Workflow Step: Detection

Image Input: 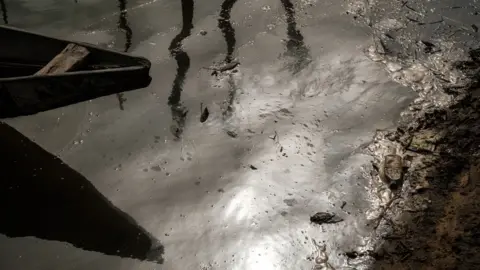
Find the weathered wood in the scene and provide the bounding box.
[35,43,89,75]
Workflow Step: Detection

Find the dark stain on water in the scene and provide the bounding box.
[0,0,8,25]
[116,0,133,110]
[168,0,194,139]
[0,122,164,263]
[218,0,238,63]
[280,0,311,74]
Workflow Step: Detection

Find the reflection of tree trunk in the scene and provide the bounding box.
[0,122,164,263]
[0,0,8,25]
[217,0,238,119]
[218,0,238,63]
[116,0,133,110]
[167,0,194,139]
[280,0,311,74]
[118,0,133,53]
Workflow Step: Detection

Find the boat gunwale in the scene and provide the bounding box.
[0,25,151,83]
[0,65,148,82]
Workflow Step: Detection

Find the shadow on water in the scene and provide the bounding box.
[167,0,194,139]
[0,0,8,25]
[280,0,311,74]
[218,0,238,63]
[116,0,133,110]
[0,122,164,263]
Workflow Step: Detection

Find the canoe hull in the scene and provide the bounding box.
[0,67,151,117]
[0,26,152,118]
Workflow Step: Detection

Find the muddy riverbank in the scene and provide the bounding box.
[346,0,480,268]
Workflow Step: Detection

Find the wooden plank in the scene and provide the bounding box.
[35,43,89,75]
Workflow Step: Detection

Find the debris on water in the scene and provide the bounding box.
[341,201,347,209]
[380,149,403,190]
[278,108,292,115]
[269,131,278,141]
[199,30,208,36]
[151,165,162,172]
[204,60,240,73]
[283,198,297,207]
[249,165,258,170]
[200,103,209,123]
[310,212,343,225]
[345,251,359,259]
[226,130,238,138]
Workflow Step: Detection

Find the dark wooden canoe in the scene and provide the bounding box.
[0,25,152,118]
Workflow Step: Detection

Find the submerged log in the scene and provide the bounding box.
[35,43,89,75]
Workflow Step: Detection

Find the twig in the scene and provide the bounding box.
[269,131,278,141]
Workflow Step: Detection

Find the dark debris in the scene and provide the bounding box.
[310,212,343,225]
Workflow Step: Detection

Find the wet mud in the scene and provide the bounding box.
[344,0,480,268]
[370,90,480,270]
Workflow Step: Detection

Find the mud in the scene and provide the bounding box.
[346,0,480,268]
